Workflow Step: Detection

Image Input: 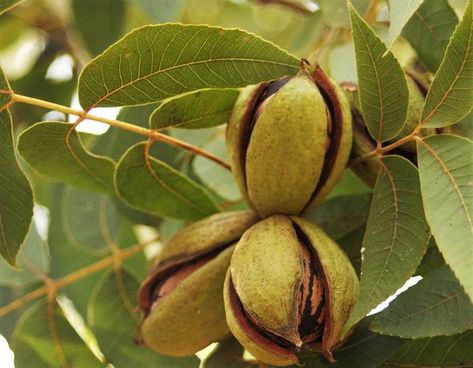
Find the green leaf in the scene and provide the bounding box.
[72,0,126,56]
[78,24,299,109]
[0,69,33,266]
[61,187,122,254]
[381,330,473,367]
[371,265,473,338]
[115,143,219,220]
[202,337,251,368]
[403,0,459,72]
[18,122,115,194]
[349,5,409,142]
[301,318,403,368]
[386,0,425,48]
[343,156,430,333]
[417,134,473,301]
[421,0,473,127]
[12,299,104,368]
[89,271,200,368]
[305,193,371,240]
[0,0,25,15]
[415,240,446,276]
[149,88,239,130]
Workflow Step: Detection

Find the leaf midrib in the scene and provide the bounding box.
[422,6,473,124]
[87,57,299,109]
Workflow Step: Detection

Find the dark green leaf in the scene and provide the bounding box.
[13,299,104,368]
[386,0,425,48]
[417,134,473,301]
[78,24,299,109]
[73,0,126,56]
[382,330,473,367]
[18,122,115,194]
[115,143,219,220]
[415,240,446,277]
[403,0,459,72]
[89,271,200,368]
[149,88,239,130]
[349,5,409,142]
[371,265,473,338]
[0,69,33,266]
[301,318,402,368]
[304,193,371,240]
[343,156,430,333]
[0,0,25,15]
[421,0,473,127]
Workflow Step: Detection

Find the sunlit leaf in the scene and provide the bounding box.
[417,134,473,301]
[349,5,409,142]
[78,24,299,109]
[89,271,200,368]
[386,0,425,48]
[0,69,33,266]
[18,122,115,194]
[343,156,430,333]
[403,0,459,72]
[421,0,473,127]
[13,299,104,368]
[381,330,473,367]
[149,88,239,130]
[72,0,126,56]
[371,265,473,337]
[115,143,219,220]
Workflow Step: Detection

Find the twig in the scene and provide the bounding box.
[9,93,231,171]
[0,239,154,318]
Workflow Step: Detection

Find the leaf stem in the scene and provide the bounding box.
[352,125,423,165]
[0,239,153,318]
[10,93,231,171]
